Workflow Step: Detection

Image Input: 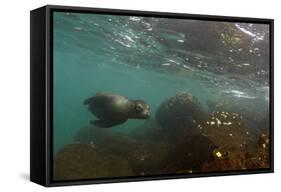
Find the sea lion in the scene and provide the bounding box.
[84,93,150,128]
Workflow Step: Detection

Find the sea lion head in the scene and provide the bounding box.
[132,100,150,119]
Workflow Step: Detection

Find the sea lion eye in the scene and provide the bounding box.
[136,104,143,111]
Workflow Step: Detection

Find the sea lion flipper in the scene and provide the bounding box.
[91,118,127,128]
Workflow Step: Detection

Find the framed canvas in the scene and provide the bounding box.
[30,5,274,187]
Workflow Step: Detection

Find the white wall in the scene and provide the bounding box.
[0,0,279,191]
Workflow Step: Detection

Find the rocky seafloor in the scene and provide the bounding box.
[53,92,270,181]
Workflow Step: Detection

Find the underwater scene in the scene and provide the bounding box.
[53,11,270,181]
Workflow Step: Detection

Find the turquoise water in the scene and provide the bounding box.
[53,11,269,158]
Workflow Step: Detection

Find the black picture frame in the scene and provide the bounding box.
[30,5,274,187]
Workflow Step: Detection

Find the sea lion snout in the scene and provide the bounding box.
[134,100,150,119]
[141,109,150,118]
[137,107,150,118]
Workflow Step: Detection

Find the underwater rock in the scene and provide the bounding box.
[202,132,270,171]
[166,133,214,173]
[201,150,248,172]
[167,111,260,173]
[104,154,134,178]
[245,132,270,169]
[98,134,138,157]
[130,119,169,143]
[196,111,261,171]
[73,126,111,146]
[53,144,133,181]
[195,111,259,153]
[78,132,173,176]
[86,132,175,176]
[206,97,269,131]
[155,92,206,142]
[129,142,173,176]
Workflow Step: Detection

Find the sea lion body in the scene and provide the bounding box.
[84,93,150,128]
